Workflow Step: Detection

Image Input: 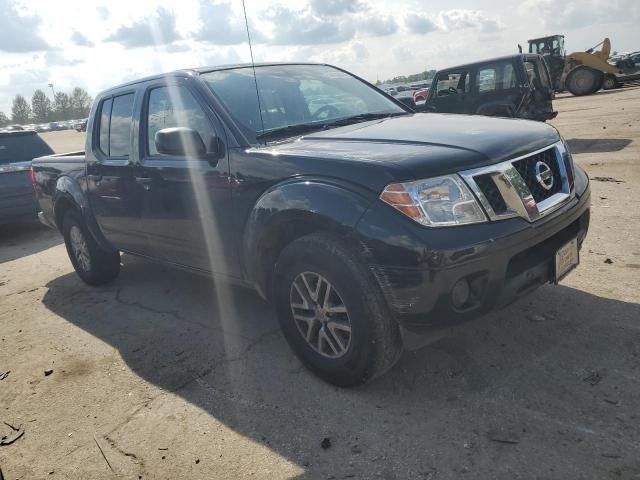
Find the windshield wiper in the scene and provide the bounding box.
[322,111,407,128]
[255,112,408,141]
[256,122,328,140]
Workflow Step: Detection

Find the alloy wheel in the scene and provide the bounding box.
[70,225,91,272]
[289,272,352,359]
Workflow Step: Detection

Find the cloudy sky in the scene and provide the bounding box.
[1,0,638,116]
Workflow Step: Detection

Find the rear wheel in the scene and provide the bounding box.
[62,211,120,285]
[273,232,403,387]
[566,67,601,96]
[603,74,619,90]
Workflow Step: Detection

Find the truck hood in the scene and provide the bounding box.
[265,113,560,180]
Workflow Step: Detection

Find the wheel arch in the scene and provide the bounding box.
[242,179,374,300]
[52,175,115,252]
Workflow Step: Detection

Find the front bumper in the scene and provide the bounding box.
[356,180,590,333]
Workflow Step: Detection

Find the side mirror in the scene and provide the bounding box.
[155,127,208,158]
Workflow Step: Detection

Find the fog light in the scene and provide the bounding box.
[451,278,470,309]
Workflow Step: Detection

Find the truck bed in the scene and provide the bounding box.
[32,152,87,229]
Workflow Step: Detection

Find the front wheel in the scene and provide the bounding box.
[566,67,601,96]
[273,232,403,387]
[62,211,120,285]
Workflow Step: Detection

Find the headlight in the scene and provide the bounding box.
[380,175,488,226]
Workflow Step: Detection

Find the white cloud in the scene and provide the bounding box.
[104,7,181,48]
[0,0,51,52]
[1,0,639,115]
[309,0,367,16]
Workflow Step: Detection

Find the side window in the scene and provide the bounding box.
[435,71,468,97]
[503,64,516,89]
[97,98,112,156]
[146,86,215,156]
[478,68,497,92]
[109,94,134,157]
[477,61,516,93]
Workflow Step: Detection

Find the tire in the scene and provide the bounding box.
[62,211,120,285]
[273,232,403,387]
[603,74,618,90]
[566,67,600,96]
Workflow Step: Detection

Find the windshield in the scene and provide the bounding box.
[201,64,405,141]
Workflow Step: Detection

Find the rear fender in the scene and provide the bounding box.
[242,179,374,298]
[53,176,114,252]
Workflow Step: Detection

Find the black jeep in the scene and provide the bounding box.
[422,54,557,122]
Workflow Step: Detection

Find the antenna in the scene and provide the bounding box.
[241,0,265,135]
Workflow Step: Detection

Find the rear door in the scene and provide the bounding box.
[426,70,471,114]
[472,60,522,116]
[135,79,237,275]
[86,92,148,252]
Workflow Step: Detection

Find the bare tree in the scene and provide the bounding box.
[0,111,9,127]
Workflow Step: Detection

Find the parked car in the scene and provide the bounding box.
[32,62,590,386]
[422,54,557,122]
[6,125,24,131]
[413,87,430,103]
[1,130,54,224]
[75,118,88,132]
[47,122,66,131]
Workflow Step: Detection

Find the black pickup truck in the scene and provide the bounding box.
[32,63,590,386]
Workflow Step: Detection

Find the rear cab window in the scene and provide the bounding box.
[96,93,134,158]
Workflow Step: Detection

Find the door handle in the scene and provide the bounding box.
[87,174,102,183]
[135,177,153,191]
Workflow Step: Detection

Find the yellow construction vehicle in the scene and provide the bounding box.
[526,35,637,95]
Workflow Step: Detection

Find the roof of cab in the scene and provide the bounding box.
[99,62,328,95]
[436,54,540,73]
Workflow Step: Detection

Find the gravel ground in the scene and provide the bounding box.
[1,86,639,480]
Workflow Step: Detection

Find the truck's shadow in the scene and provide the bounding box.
[41,256,640,478]
[566,138,631,154]
[0,222,62,264]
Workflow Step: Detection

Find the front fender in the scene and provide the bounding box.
[242,179,374,297]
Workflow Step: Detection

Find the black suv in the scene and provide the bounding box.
[423,54,557,121]
[33,63,590,386]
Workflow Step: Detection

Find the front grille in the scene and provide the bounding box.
[459,141,575,223]
[512,147,562,202]
[474,174,507,214]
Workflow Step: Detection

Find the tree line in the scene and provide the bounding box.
[0,87,93,127]
[376,70,437,86]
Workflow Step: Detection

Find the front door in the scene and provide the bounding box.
[135,81,238,277]
[426,70,470,114]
